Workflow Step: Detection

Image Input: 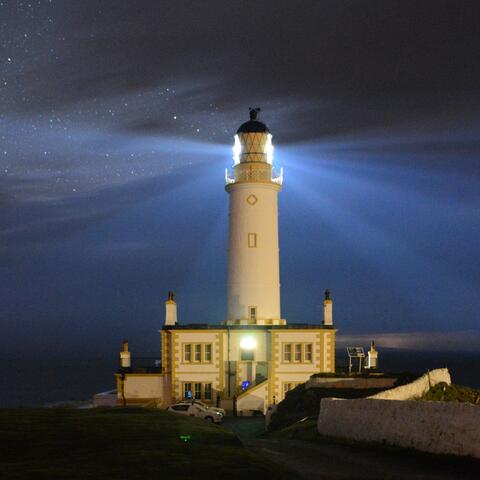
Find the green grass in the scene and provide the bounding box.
[421,383,480,404]
[268,418,319,441]
[0,408,294,480]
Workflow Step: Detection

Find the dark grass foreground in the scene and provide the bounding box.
[0,408,294,480]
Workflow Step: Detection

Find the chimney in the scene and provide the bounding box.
[120,339,131,368]
[323,289,333,326]
[165,290,177,326]
[367,340,378,369]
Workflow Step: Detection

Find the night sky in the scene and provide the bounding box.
[2,1,479,358]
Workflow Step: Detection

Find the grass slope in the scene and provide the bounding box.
[422,382,480,404]
[0,408,294,480]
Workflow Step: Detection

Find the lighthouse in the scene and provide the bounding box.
[225,108,285,325]
[113,109,337,410]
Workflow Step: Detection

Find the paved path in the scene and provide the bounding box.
[222,417,479,480]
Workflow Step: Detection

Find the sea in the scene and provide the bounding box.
[1,350,479,408]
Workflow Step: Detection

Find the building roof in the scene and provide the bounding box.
[162,323,335,331]
[236,119,270,134]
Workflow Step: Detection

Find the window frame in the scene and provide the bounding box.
[194,382,202,400]
[248,232,257,248]
[182,343,213,364]
[184,344,192,363]
[181,382,214,402]
[294,343,302,363]
[282,342,314,364]
[304,343,313,363]
[204,343,212,363]
[183,382,192,399]
[204,383,212,401]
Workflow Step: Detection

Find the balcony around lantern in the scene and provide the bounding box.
[225,166,283,185]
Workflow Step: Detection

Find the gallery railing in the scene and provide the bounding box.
[225,167,283,185]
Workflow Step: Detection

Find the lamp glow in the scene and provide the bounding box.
[232,134,241,165]
[265,133,274,164]
[240,336,257,350]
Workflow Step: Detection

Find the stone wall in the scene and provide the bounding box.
[307,377,397,390]
[318,397,480,458]
[368,368,451,400]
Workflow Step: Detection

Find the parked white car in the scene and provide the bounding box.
[167,402,223,423]
[176,400,226,417]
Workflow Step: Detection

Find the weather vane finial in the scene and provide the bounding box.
[249,107,261,121]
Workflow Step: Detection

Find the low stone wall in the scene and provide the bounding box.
[93,390,117,407]
[318,397,480,458]
[307,377,397,390]
[368,368,451,400]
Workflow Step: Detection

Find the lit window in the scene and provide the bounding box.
[204,344,212,363]
[283,344,291,362]
[204,383,212,400]
[294,344,302,362]
[184,383,192,399]
[248,233,257,248]
[194,383,202,400]
[184,344,192,363]
[249,306,257,322]
[194,344,201,362]
[305,344,313,362]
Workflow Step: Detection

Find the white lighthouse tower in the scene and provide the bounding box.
[225,108,285,325]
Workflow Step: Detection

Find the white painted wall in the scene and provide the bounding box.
[121,375,164,401]
[237,381,268,415]
[368,368,451,400]
[318,397,480,459]
[226,182,281,321]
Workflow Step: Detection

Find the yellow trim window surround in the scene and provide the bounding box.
[282,343,313,363]
[248,232,257,248]
[282,382,302,398]
[182,343,213,364]
[183,382,213,401]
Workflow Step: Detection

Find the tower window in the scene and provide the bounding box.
[248,233,257,248]
[249,306,257,321]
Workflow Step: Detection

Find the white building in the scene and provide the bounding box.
[116,109,336,414]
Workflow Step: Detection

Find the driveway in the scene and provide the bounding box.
[222,417,479,480]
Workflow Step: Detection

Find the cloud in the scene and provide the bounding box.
[337,330,480,352]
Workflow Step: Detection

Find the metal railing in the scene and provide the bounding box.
[225,167,283,185]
